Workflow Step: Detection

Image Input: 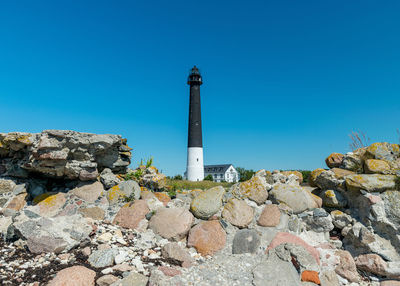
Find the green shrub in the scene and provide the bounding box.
[203,174,213,181]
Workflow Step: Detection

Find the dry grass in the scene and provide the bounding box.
[166,179,234,191]
[349,131,370,151]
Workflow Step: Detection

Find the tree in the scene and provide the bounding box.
[203,174,213,181]
[173,174,183,180]
[236,167,255,182]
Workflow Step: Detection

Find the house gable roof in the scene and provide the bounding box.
[204,164,234,173]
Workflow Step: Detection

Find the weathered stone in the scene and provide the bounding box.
[334,250,359,283]
[253,252,301,286]
[343,222,400,262]
[232,229,260,254]
[381,281,400,286]
[281,171,303,183]
[140,168,167,191]
[382,191,400,229]
[187,220,226,256]
[345,174,397,192]
[269,184,318,214]
[71,181,104,203]
[365,159,391,174]
[14,214,92,253]
[266,232,320,264]
[309,168,325,187]
[330,210,352,229]
[330,168,355,179]
[79,206,105,220]
[88,248,119,268]
[320,270,340,286]
[314,170,345,191]
[325,153,344,168]
[320,190,347,208]
[365,142,400,161]
[110,271,148,286]
[355,254,387,276]
[258,204,281,227]
[113,200,149,230]
[149,207,193,240]
[96,274,119,286]
[230,176,270,205]
[107,180,140,204]
[5,193,28,211]
[100,168,121,189]
[162,242,194,267]
[190,186,225,219]
[27,235,67,254]
[342,151,364,173]
[47,266,96,286]
[154,192,171,206]
[221,198,254,228]
[0,130,131,180]
[302,208,334,233]
[32,192,66,217]
[0,178,16,193]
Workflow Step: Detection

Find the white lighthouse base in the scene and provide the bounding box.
[186,147,204,181]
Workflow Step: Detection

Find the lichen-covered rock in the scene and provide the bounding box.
[364,142,400,161]
[345,174,398,192]
[107,180,140,204]
[221,198,254,228]
[269,184,318,214]
[281,171,303,183]
[330,210,352,229]
[230,176,270,205]
[320,189,347,208]
[330,167,355,179]
[0,130,131,180]
[342,151,364,173]
[32,192,67,217]
[309,168,325,187]
[325,153,344,168]
[0,178,16,193]
[100,168,121,189]
[190,186,225,219]
[364,159,391,174]
[314,170,345,191]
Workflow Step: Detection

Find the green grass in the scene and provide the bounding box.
[166,179,234,191]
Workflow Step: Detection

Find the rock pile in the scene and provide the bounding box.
[1,135,400,286]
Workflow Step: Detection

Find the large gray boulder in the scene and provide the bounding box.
[0,130,131,181]
[12,213,92,254]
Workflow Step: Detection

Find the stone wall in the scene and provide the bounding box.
[0,130,132,181]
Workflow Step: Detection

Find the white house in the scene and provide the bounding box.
[204,164,239,183]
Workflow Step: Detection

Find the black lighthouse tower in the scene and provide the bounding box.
[186,66,204,181]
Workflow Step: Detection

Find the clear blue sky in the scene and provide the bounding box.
[1,1,399,176]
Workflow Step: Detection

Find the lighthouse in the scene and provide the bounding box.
[186,66,204,181]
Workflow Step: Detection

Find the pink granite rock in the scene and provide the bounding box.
[266,232,320,264]
[257,204,281,227]
[47,266,96,286]
[112,200,149,230]
[187,220,226,256]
